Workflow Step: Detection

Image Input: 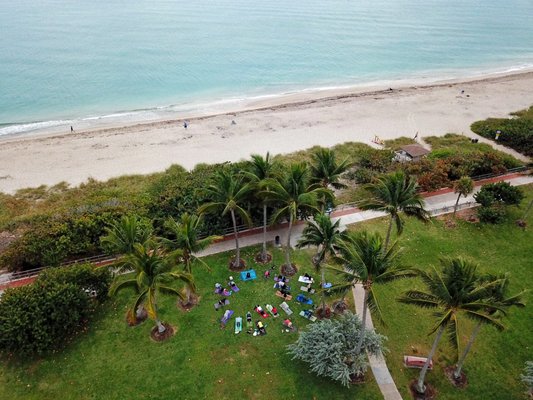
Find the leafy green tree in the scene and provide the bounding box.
[359,170,429,251]
[453,176,474,217]
[296,213,344,312]
[161,213,220,306]
[109,243,195,335]
[330,231,413,355]
[198,170,253,269]
[453,273,526,379]
[263,163,326,274]
[287,311,386,387]
[244,152,279,262]
[474,182,524,224]
[398,257,504,395]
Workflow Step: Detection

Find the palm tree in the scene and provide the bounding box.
[263,163,326,274]
[296,213,344,312]
[198,169,253,269]
[329,231,413,357]
[160,213,221,306]
[310,148,352,209]
[100,215,153,259]
[109,243,195,335]
[359,170,430,251]
[453,273,526,380]
[453,176,474,217]
[244,152,278,262]
[398,257,505,394]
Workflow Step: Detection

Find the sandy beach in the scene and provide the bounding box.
[0,71,532,194]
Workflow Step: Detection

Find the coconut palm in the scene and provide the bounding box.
[109,243,195,335]
[198,169,253,269]
[310,147,352,196]
[296,213,344,311]
[398,257,505,394]
[100,215,153,258]
[453,273,526,380]
[262,163,326,274]
[244,152,278,262]
[453,176,474,217]
[359,170,430,251]
[329,231,412,357]
[160,213,221,306]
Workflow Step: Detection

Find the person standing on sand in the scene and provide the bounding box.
[183,121,188,129]
[70,126,74,133]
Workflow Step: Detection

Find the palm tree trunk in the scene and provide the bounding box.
[454,322,481,379]
[230,209,240,265]
[355,288,369,355]
[384,214,394,251]
[156,318,166,333]
[416,324,446,394]
[453,193,461,217]
[262,203,268,261]
[321,266,326,310]
[285,214,293,267]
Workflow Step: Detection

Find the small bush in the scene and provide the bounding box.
[36,263,111,303]
[477,205,506,224]
[0,282,91,356]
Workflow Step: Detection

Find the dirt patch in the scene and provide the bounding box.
[444,366,468,388]
[126,308,147,326]
[254,252,272,264]
[150,323,175,342]
[409,380,437,400]
[177,293,200,311]
[315,305,332,319]
[229,257,247,271]
[332,300,348,314]
[280,263,298,276]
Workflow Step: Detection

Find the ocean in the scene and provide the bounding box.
[1,0,533,136]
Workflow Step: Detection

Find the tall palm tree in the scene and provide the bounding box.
[310,148,352,206]
[359,170,430,251]
[296,213,344,311]
[453,176,474,217]
[198,169,253,269]
[329,231,413,357]
[244,152,278,262]
[453,273,526,379]
[160,213,221,306]
[263,163,326,274]
[398,257,505,394]
[109,243,195,335]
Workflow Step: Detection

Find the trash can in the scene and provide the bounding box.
[275,235,281,247]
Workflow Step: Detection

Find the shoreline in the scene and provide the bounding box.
[0,70,532,193]
[2,64,533,141]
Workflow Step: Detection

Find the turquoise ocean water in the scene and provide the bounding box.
[1,0,533,136]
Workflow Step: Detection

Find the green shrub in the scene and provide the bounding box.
[477,205,506,224]
[471,106,533,157]
[287,312,386,387]
[36,263,111,303]
[0,282,90,356]
[0,209,128,271]
[345,168,378,184]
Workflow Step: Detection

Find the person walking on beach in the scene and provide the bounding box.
[183,121,188,129]
[70,126,74,133]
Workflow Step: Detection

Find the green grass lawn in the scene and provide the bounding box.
[1,185,532,400]
[350,183,533,400]
[0,247,380,400]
